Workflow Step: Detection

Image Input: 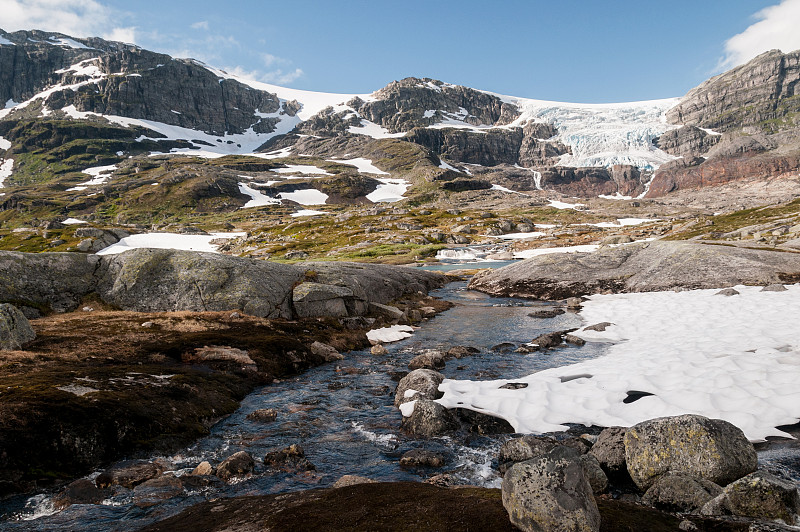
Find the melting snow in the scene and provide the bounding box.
[66,164,117,191]
[436,285,800,442]
[0,159,12,185]
[327,157,388,175]
[62,218,88,224]
[290,209,327,217]
[278,188,328,205]
[366,179,410,203]
[367,325,415,344]
[549,199,585,210]
[273,164,332,176]
[238,183,281,208]
[491,184,531,196]
[96,232,245,255]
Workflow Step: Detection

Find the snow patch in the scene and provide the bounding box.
[238,183,281,208]
[62,218,87,225]
[96,232,245,255]
[366,179,410,203]
[327,157,388,175]
[273,164,332,176]
[437,285,800,442]
[549,199,585,210]
[367,325,415,344]
[278,188,328,205]
[290,209,327,217]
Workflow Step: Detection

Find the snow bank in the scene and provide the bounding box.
[96,232,245,255]
[0,158,13,186]
[367,179,410,203]
[437,285,800,441]
[327,157,388,175]
[238,183,281,208]
[367,325,415,344]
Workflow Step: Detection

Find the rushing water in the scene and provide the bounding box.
[2,280,798,530]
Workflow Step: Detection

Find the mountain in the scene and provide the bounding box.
[0,29,798,242]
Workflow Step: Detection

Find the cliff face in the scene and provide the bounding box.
[0,29,282,136]
[648,49,800,198]
[666,50,800,134]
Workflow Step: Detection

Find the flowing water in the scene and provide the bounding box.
[1,280,798,530]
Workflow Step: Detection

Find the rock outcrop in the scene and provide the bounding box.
[468,240,800,299]
[0,249,446,318]
[0,303,36,350]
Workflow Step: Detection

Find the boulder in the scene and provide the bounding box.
[408,351,445,371]
[624,414,757,490]
[498,436,561,473]
[0,251,99,313]
[532,331,563,348]
[370,344,388,355]
[444,345,480,359]
[579,454,609,495]
[309,341,344,362]
[457,409,515,435]
[96,460,164,489]
[216,451,255,482]
[97,249,301,318]
[588,427,628,478]
[399,449,446,468]
[190,461,214,476]
[468,241,800,299]
[643,473,723,512]
[700,471,800,523]
[502,452,601,532]
[53,478,109,509]
[401,399,459,438]
[132,474,184,507]
[0,304,36,350]
[394,369,444,407]
[264,444,315,472]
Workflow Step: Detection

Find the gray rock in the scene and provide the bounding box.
[583,322,613,332]
[370,344,388,355]
[564,334,586,346]
[96,460,164,489]
[368,302,404,322]
[625,414,757,490]
[643,473,723,512]
[216,451,255,482]
[579,454,609,495]
[394,369,444,407]
[190,461,214,476]
[761,284,787,292]
[502,453,601,532]
[601,234,633,246]
[715,288,740,296]
[531,331,563,348]
[469,241,800,299]
[408,351,445,371]
[264,444,315,472]
[444,345,480,359]
[498,436,560,473]
[293,282,352,318]
[0,304,36,350]
[401,398,459,438]
[700,470,800,523]
[309,341,344,362]
[53,478,109,509]
[588,427,628,478]
[0,251,99,313]
[97,249,301,318]
[399,449,446,468]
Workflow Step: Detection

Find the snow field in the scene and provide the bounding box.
[434,285,800,441]
[96,232,246,255]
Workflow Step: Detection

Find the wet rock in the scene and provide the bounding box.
[579,454,609,495]
[399,449,446,468]
[564,334,586,346]
[498,436,561,474]
[424,474,458,487]
[624,414,758,490]
[589,427,628,478]
[499,382,528,390]
[502,452,601,532]
[584,322,613,332]
[700,470,800,523]
[444,345,480,359]
[0,303,36,350]
[457,408,515,435]
[332,475,377,488]
[309,341,344,362]
[96,460,164,489]
[715,288,740,296]
[370,344,388,355]
[531,331,563,349]
[216,451,256,482]
[264,444,315,472]
[491,342,517,353]
[643,473,723,513]
[408,350,445,371]
[53,478,109,509]
[133,474,184,508]
[190,461,214,476]
[394,369,444,407]
[566,297,584,309]
[528,308,565,319]
[401,398,459,438]
[246,408,278,423]
[761,284,788,292]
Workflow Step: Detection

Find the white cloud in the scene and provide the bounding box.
[0,0,136,43]
[720,0,800,69]
[224,65,305,85]
[190,21,209,30]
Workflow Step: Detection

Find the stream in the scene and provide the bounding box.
[2,278,799,530]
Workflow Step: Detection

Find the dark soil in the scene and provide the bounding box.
[140,482,757,532]
[0,310,370,497]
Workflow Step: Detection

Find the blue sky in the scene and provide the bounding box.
[4,0,800,102]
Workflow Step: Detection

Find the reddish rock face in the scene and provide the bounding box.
[645,153,800,198]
